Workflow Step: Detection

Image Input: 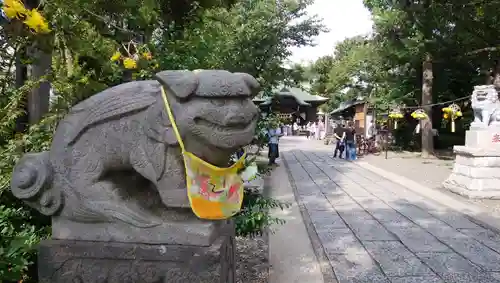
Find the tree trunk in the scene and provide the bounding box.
[15,51,29,133]
[27,48,51,124]
[421,53,434,158]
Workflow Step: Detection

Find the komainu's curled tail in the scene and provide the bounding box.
[10,151,62,215]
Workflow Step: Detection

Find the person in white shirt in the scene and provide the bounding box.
[310,122,316,140]
[314,121,320,140]
[319,121,325,140]
[306,122,312,139]
[267,127,282,165]
[292,122,299,136]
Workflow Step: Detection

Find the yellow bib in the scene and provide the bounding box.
[160,86,246,220]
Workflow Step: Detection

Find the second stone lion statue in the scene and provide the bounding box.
[471,84,500,128]
[10,70,260,227]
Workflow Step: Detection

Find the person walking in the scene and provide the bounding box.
[319,120,325,140]
[267,126,282,166]
[314,121,320,140]
[333,124,346,158]
[310,122,316,140]
[305,122,310,139]
[344,123,357,160]
[292,122,299,136]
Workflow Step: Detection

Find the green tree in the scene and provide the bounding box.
[307,0,500,153]
[0,0,324,281]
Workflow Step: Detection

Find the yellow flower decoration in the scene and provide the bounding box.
[24,9,51,34]
[110,51,121,62]
[411,110,428,120]
[389,113,404,119]
[443,113,449,119]
[455,111,462,117]
[2,0,27,19]
[142,52,152,60]
[123,57,137,69]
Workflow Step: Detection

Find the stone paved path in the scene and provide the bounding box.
[281,137,500,283]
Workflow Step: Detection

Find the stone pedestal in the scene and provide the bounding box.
[38,219,235,283]
[443,128,500,198]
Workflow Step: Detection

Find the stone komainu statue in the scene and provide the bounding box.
[10,70,260,227]
[471,84,500,128]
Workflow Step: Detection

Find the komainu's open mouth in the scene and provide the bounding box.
[194,117,253,131]
[475,91,488,101]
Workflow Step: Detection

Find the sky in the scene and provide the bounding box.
[288,0,374,65]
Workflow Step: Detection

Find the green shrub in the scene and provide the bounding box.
[0,205,49,283]
[234,161,290,237]
[234,187,289,237]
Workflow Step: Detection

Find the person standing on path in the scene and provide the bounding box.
[292,122,299,136]
[314,121,320,140]
[345,123,357,160]
[333,124,346,158]
[267,126,282,166]
[319,120,325,140]
[309,122,316,140]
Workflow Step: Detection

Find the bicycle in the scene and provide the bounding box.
[357,135,381,156]
[365,136,381,155]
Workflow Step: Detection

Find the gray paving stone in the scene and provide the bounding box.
[296,187,322,197]
[383,220,419,230]
[326,194,359,207]
[370,211,408,223]
[357,198,393,210]
[391,203,434,222]
[334,181,358,187]
[389,276,444,283]
[352,178,375,186]
[343,219,396,241]
[343,187,373,198]
[413,218,465,239]
[358,200,407,223]
[317,181,342,194]
[308,210,347,229]
[439,272,500,283]
[349,195,377,204]
[373,181,412,198]
[439,237,500,271]
[363,241,435,277]
[459,228,500,254]
[356,172,387,183]
[301,194,333,211]
[284,143,500,283]
[322,188,347,199]
[490,272,500,281]
[337,209,375,221]
[318,228,366,254]
[383,224,451,253]
[327,252,390,283]
[341,182,366,190]
[428,210,482,230]
[313,176,334,185]
[416,252,481,274]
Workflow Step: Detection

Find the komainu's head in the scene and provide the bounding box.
[472,85,499,108]
[155,70,260,164]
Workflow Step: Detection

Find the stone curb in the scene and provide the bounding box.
[356,161,500,234]
[281,156,338,283]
